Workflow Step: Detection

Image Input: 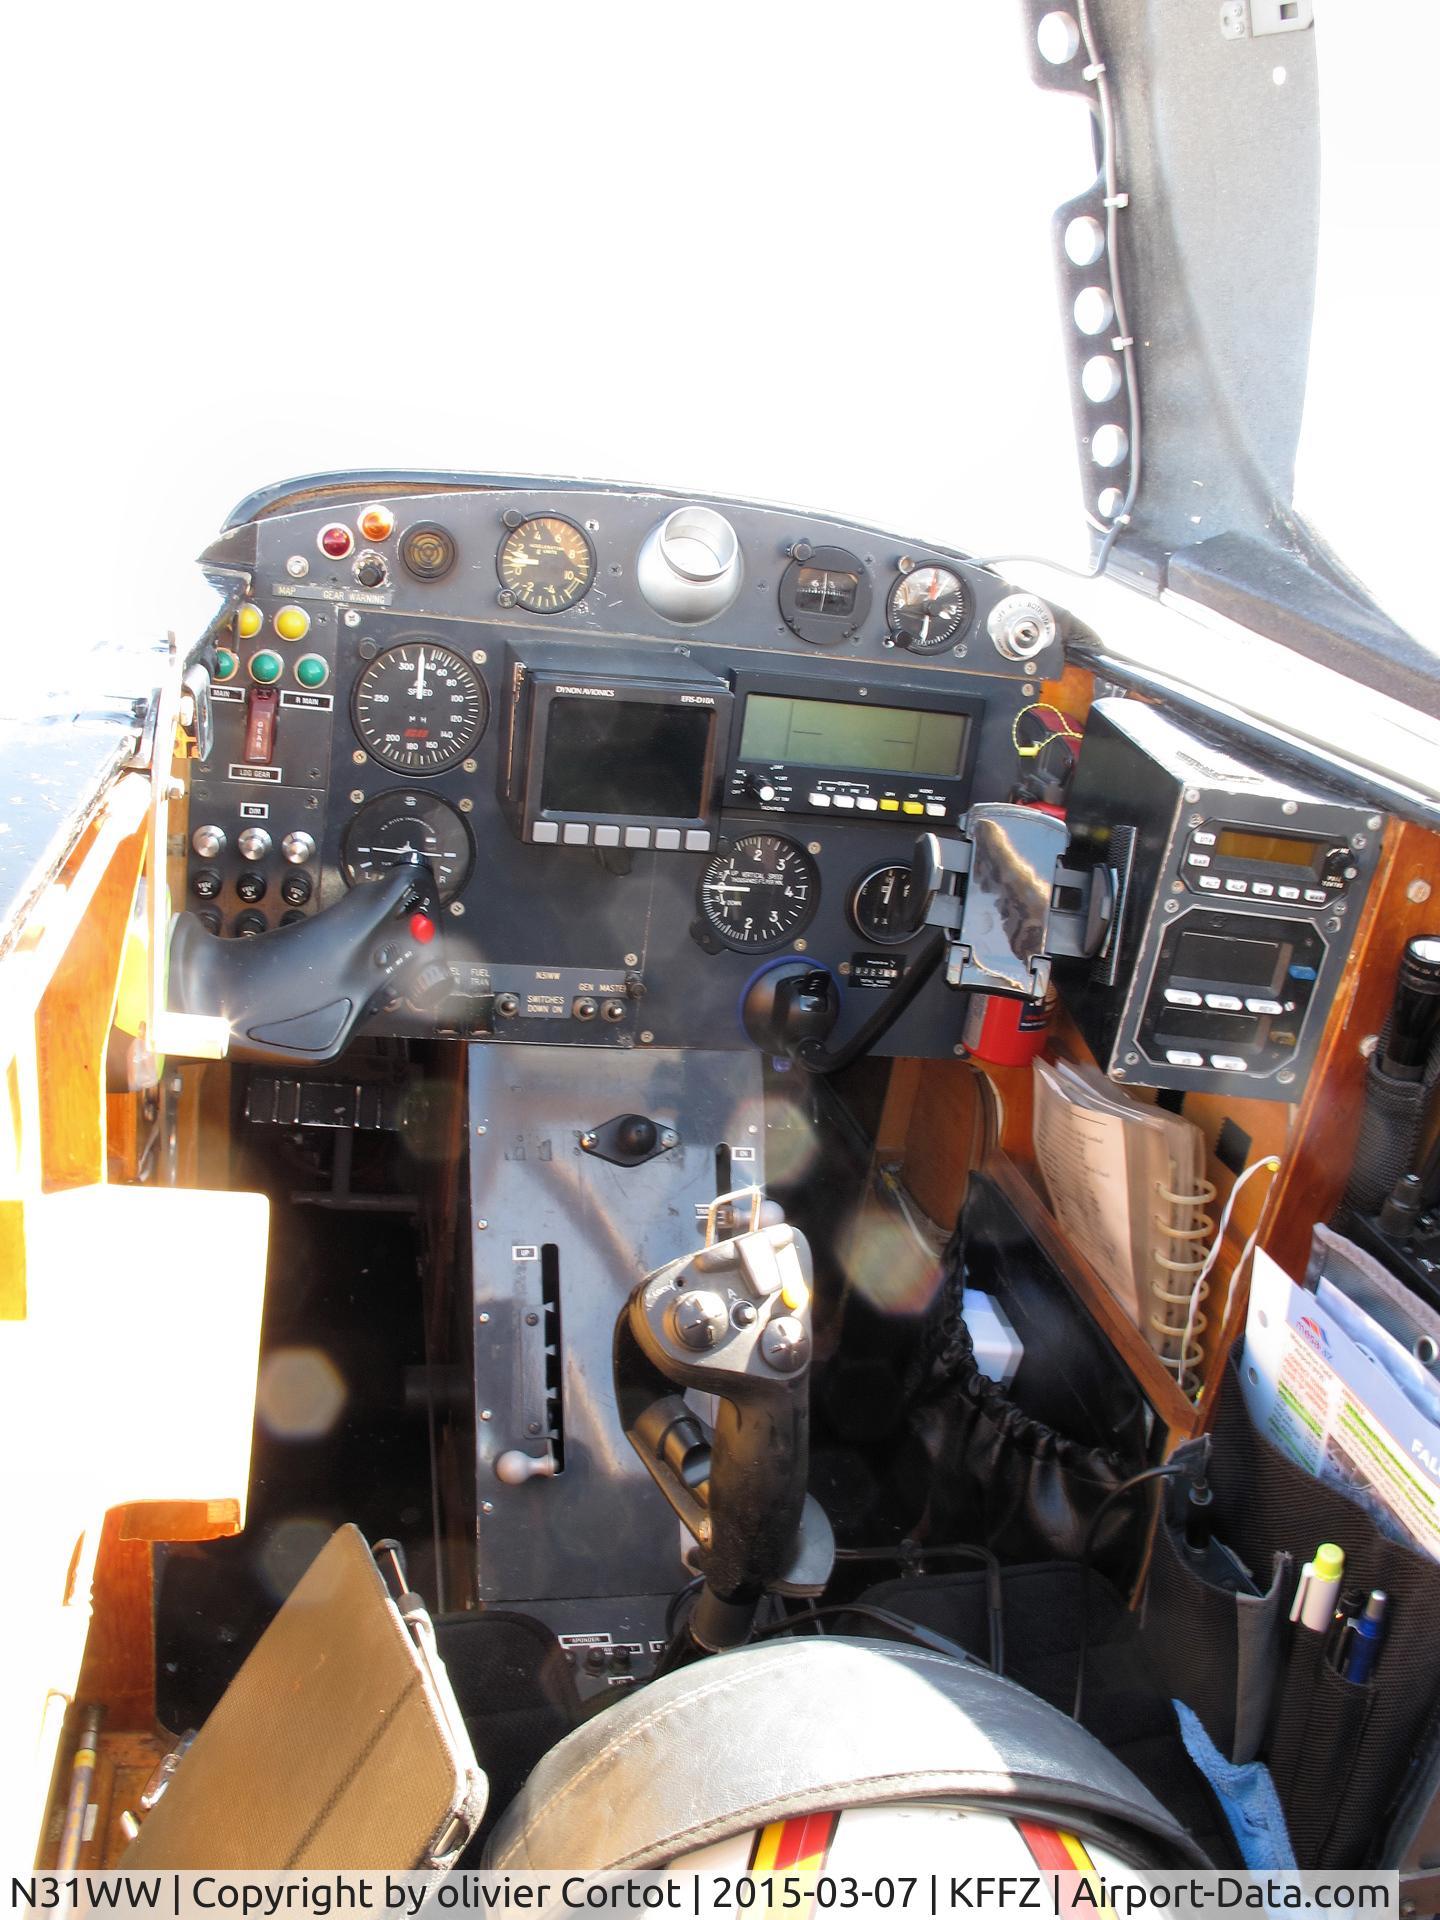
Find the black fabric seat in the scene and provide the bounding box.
[485,1636,1210,1870]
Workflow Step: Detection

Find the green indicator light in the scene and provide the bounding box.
[295,654,329,689]
[249,651,283,685]
[214,648,238,682]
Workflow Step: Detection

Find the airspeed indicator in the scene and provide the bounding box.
[352,641,487,773]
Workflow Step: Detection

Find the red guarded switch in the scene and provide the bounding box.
[244,688,280,764]
[409,913,436,945]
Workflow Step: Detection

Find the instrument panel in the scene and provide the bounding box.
[187,479,1070,1057]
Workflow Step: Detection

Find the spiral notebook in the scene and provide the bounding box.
[1032,1058,1217,1388]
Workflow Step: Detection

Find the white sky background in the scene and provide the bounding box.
[1298,4,1437,647]
[2,1,1433,701]
[1,2,1090,693]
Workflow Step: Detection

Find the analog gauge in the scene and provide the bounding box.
[497,515,595,614]
[887,565,971,653]
[341,791,475,904]
[699,834,820,952]
[850,864,917,945]
[351,641,487,774]
[778,544,872,646]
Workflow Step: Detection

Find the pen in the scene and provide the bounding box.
[1326,1587,1364,1667]
[1339,1590,1389,1684]
[1290,1543,1346,1632]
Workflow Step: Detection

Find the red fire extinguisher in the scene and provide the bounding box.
[961,987,1054,1067]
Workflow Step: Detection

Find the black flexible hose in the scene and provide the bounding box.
[792,932,947,1075]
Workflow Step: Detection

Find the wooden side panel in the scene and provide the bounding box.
[74,1512,156,1732]
[1260,818,1440,1281]
[1038,662,1094,729]
[0,1195,24,1319]
[891,1059,990,1230]
[35,817,147,1193]
[75,1731,171,1867]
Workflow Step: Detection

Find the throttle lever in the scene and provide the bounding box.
[169,860,444,1064]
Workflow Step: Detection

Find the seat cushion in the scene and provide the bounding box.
[486,1636,1209,1870]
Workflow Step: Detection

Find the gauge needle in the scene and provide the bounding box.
[413,650,429,699]
[919,614,931,644]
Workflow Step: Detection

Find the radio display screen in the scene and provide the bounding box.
[740,695,969,777]
[541,698,713,817]
[1213,828,1322,870]
[1173,932,1287,991]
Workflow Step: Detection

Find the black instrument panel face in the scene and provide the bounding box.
[189,482,1068,1058]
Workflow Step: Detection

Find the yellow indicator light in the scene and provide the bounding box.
[358,504,395,542]
[781,1277,810,1315]
[879,798,900,812]
[235,603,263,640]
[902,800,924,815]
[274,604,311,642]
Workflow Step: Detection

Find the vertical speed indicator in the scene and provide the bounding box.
[698,834,820,951]
[497,515,595,614]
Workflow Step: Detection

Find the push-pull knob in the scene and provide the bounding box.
[192,824,226,859]
[237,827,272,862]
[495,1449,557,1485]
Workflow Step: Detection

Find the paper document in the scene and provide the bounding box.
[1243,1248,1440,1562]
[1032,1058,1212,1373]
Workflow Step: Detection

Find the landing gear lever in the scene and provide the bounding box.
[615,1204,834,1657]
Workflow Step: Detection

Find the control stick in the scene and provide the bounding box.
[169,859,446,1063]
[615,1201,833,1657]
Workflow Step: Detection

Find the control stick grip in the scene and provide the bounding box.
[169,862,441,1063]
[702,1386,810,1605]
[616,1222,829,1652]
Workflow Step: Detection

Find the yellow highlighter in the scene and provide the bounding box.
[1290,1543,1345,1632]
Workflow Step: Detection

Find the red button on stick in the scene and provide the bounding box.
[409,913,436,945]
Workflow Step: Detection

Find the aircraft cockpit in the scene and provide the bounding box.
[5,0,1440,1899]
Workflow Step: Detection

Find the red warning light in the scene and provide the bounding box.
[318,523,354,560]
